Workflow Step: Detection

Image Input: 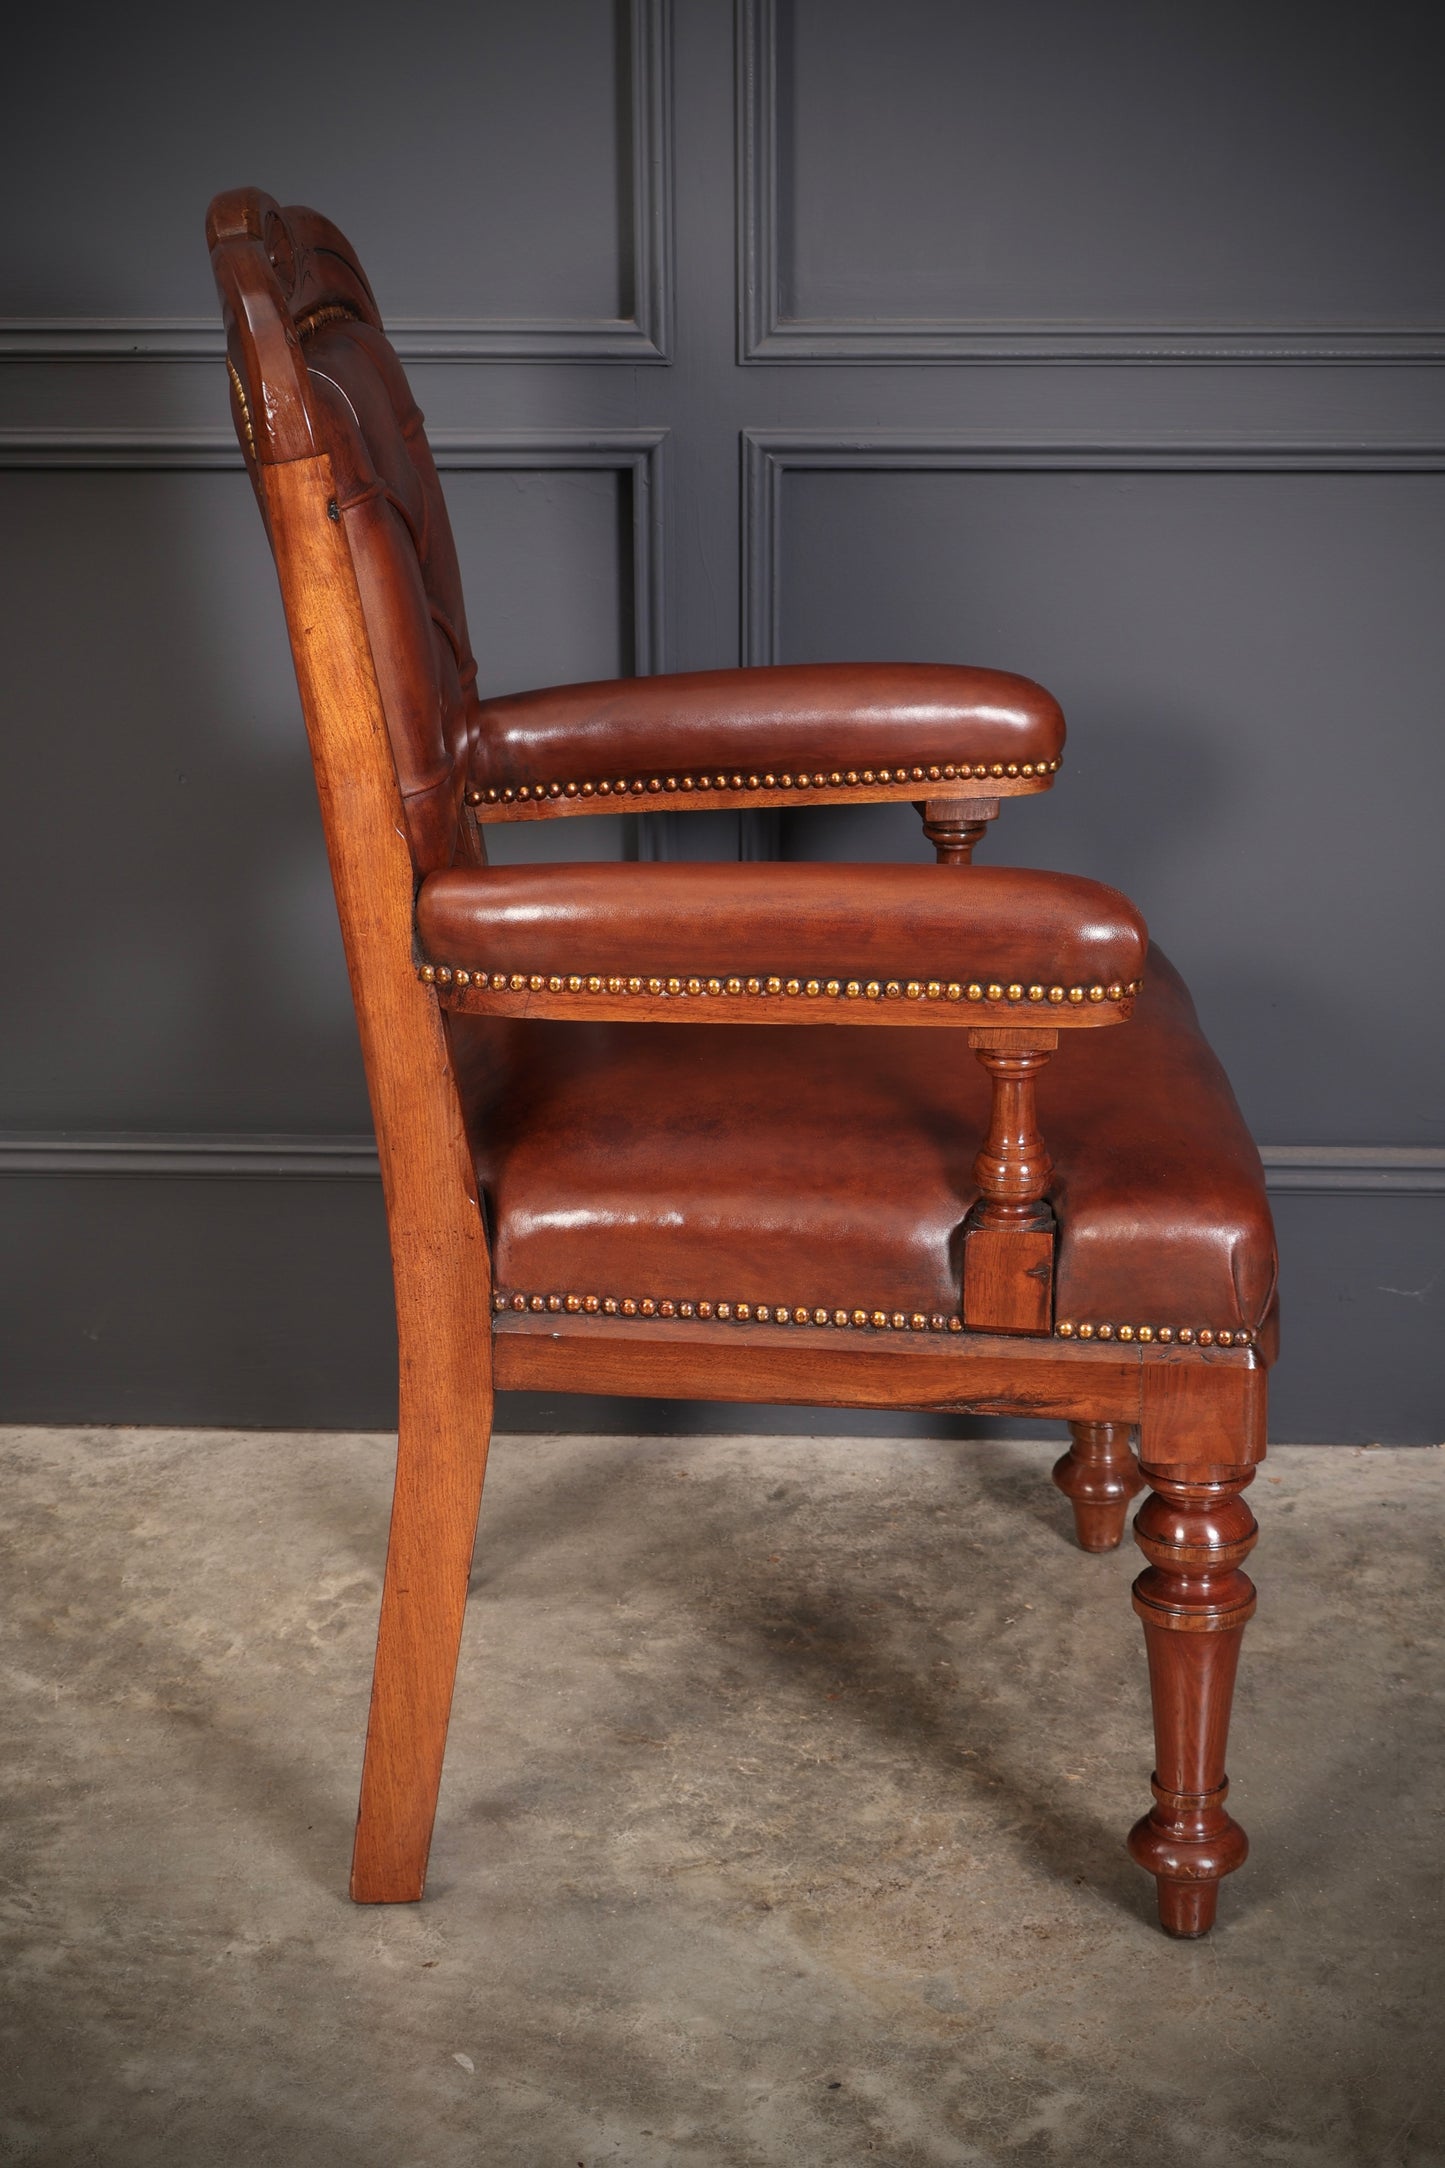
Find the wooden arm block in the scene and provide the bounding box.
[963,1223,1055,1334]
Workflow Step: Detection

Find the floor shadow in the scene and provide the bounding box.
[442,1433,1168,1928]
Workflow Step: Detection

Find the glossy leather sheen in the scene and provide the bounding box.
[417,863,1145,987]
[305,318,484,875]
[209,193,485,875]
[450,949,1276,1339]
[470,662,1065,793]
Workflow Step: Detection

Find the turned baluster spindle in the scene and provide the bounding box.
[961,1028,1057,1333]
[970,1039,1055,1227]
[1128,1463,1258,1937]
[917,796,1000,865]
[1053,1422,1144,1552]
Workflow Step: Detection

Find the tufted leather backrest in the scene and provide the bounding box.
[207,189,481,873]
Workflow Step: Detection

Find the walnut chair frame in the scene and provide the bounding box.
[207,189,1275,1939]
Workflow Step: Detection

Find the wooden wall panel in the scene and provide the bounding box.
[740,0,1445,359]
[0,437,661,1129]
[747,443,1445,1144]
[0,0,1438,1438]
[2,0,670,360]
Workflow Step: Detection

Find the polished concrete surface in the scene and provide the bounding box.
[1,1429,1440,2167]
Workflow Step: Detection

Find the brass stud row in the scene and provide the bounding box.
[492,1290,1253,1350]
[494,1289,965,1331]
[466,757,1061,808]
[1056,1320,1255,1348]
[421,964,1141,1006]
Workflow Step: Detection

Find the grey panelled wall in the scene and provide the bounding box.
[0,0,1441,1440]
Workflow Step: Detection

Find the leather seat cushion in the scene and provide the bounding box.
[451,946,1277,1346]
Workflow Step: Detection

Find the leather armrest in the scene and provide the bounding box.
[466,662,1064,812]
[417,863,1145,1023]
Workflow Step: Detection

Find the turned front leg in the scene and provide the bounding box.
[1053,1421,1143,1551]
[1128,1464,1258,1936]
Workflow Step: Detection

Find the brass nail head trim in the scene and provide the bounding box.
[491,1288,1251,1355]
[472,754,1062,808]
[1055,1319,1253,1349]
[425,964,1139,1010]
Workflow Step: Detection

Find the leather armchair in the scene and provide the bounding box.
[207,189,1278,1939]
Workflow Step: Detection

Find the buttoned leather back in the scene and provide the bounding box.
[207,189,480,873]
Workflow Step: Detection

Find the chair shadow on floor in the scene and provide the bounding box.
[429,1432,1168,1930]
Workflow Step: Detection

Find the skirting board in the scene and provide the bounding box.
[0,1137,1440,1441]
[1,1134,1442,1193]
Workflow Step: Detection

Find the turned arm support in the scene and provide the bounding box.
[917,796,1001,864]
[464,662,1063,824]
[415,861,1145,1029]
[961,1024,1060,1333]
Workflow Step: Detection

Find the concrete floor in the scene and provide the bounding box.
[0,1431,1440,2168]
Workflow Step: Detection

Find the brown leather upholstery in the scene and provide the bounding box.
[452,948,1276,1344]
[209,187,1280,1933]
[417,863,1146,992]
[210,195,485,875]
[303,319,484,874]
[470,662,1064,798]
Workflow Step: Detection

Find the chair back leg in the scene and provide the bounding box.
[1052,1420,1144,1551]
[351,1269,495,1903]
